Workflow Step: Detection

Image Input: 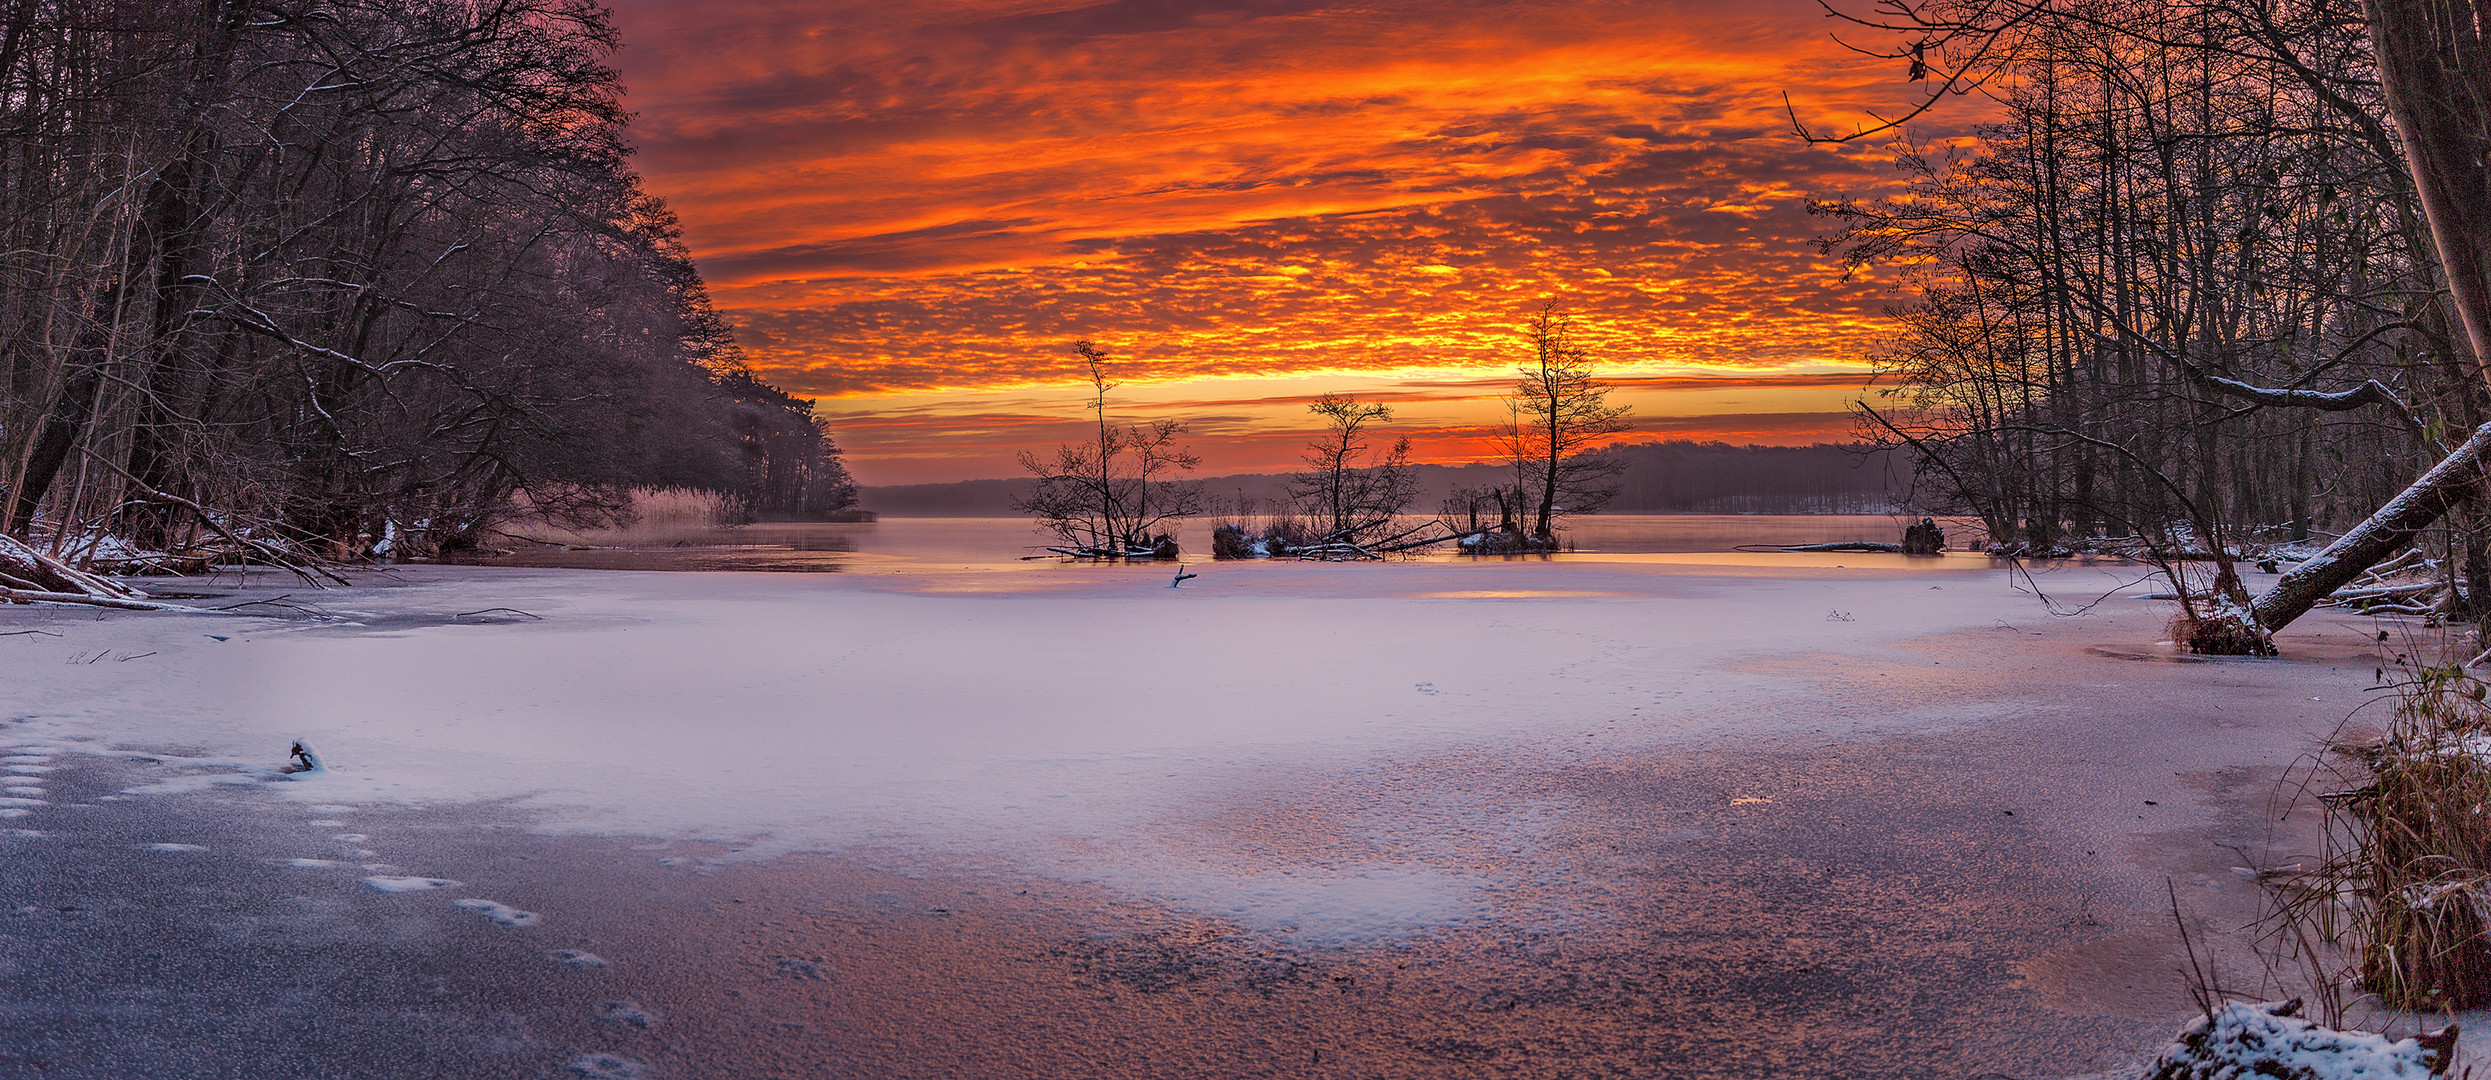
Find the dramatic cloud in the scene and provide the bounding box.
[607,0,1944,481]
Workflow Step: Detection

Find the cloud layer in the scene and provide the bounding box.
[607,0,1941,481]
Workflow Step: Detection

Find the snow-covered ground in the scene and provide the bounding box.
[6,553,2109,939]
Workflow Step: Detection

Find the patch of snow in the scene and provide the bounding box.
[146,843,206,852]
[548,949,606,968]
[2149,1000,2447,1079]
[363,876,459,893]
[454,898,538,927]
[565,1053,644,1079]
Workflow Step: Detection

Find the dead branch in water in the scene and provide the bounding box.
[0,587,208,612]
[84,453,350,587]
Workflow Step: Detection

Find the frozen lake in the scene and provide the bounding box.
[0,549,2401,1077]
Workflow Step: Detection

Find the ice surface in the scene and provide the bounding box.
[454,898,538,927]
[1,556,2140,940]
[363,876,459,893]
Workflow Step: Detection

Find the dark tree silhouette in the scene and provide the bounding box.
[1288,394,1418,545]
[1015,342,1203,557]
[1499,304,1633,541]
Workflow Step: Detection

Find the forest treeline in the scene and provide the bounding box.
[0,0,850,565]
[865,441,1905,518]
[1822,0,2491,639]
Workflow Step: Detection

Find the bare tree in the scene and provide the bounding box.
[1804,0,2491,646]
[1287,393,1418,545]
[0,0,850,570]
[1500,304,1633,541]
[1015,341,1204,557]
[2252,0,2491,630]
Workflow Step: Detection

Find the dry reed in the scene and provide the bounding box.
[2272,655,2491,1011]
[504,487,737,548]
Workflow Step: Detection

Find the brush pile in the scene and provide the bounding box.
[2310,549,2448,617]
[0,534,155,607]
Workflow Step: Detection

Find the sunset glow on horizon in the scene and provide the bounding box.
[605,0,1958,484]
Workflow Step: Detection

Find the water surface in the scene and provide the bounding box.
[465,514,1972,573]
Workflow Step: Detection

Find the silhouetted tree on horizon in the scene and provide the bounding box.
[1014,341,1204,556]
[1500,304,1634,540]
[1288,393,1418,545]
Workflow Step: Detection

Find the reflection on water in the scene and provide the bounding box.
[454,514,1966,574]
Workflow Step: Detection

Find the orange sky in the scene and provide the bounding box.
[604,0,1955,484]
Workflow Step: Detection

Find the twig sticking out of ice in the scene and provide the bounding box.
[146,843,205,852]
[548,949,607,968]
[280,740,322,775]
[564,1053,644,1079]
[2147,999,2452,1079]
[363,876,459,893]
[454,898,539,927]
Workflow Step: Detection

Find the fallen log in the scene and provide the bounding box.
[2323,581,2443,602]
[0,587,205,612]
[2344,601,2438,616]
[2253,420,2491,631]
[0,535,146,599]
[1360,519,1454,551]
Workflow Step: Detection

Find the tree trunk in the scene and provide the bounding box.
[7,368,101,536]
[2366,0,2491,374]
